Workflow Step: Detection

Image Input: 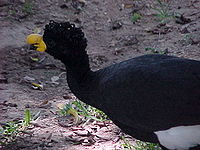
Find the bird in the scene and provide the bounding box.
[26,20,200,150]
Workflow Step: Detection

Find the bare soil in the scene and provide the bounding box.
[1,0,200,149]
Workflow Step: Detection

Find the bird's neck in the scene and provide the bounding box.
[62,51,91,82]
[63,52,98,106]
[62,51,103,110]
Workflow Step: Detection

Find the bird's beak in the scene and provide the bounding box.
[26,34,47,52]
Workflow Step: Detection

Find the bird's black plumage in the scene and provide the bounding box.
[42,21,200,150]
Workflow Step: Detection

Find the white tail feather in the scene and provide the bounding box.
[155,125,200,150]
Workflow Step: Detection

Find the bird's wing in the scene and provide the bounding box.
[98,56,200,132]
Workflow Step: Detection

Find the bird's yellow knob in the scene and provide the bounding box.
[26,34,47,52]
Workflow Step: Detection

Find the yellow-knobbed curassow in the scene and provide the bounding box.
[27,21,200,150]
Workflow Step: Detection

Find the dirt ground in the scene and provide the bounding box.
[1,0,200,149]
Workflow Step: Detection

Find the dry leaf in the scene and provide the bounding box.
[31,82,44,90]
[30,57,39,62]
[38,100,49,106]
[124,3,134,8]
[56,103,65,109]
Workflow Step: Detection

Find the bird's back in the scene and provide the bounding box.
[96,54,200,134]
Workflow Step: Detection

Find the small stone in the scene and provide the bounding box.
[46,142,53,147]
[25,104,30,108]
[175,14,191,25]
[0,76,7,83]
[7,103,18,107]
[180,27,190,34]
[190,33,200,45]
[60,4,68,9]
[71,0,85,11]
[123,35,139,46]
[112,20,122,30]
[63,94,72,99]
[82,138,95,146]
[74,18,81,24]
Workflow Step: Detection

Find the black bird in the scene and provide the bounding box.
[26,21,200,150]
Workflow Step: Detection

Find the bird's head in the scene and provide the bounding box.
[26,20,87,62]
